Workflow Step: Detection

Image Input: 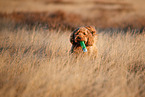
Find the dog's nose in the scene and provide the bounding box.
[77,37,81,39]
[75,36,83,42]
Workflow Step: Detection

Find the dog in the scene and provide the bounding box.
[70,26,97,55]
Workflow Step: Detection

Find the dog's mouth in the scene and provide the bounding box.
[75,36,88,45]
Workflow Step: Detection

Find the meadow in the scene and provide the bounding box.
[0,27,144,97]
[0,0,145,97]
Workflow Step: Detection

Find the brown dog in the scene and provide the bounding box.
[70,26,97,55]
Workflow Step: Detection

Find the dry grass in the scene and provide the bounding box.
[0,27,145,97]
[0,11,83,31]
[0,0,145,97]
[1,11,145,31]
[1,0,145,30]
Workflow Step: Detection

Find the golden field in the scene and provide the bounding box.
[0,27,145,97]
[0,0,145,97]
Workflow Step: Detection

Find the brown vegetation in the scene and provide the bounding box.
[0,28,145,97]
[0,0,145,97]
[0,10,145,31]
[0,11,83,30]
[0,0,145,31]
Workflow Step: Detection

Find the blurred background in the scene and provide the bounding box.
[0,0,145,31]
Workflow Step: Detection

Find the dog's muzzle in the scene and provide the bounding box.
[75,35,87,43]
[74,33,87,43]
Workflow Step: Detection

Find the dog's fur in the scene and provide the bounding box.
[70,26,97,55]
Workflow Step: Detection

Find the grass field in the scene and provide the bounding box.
[0,27,145,97]
[0,0,145,97]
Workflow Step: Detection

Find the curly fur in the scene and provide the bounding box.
[70,26,98,55]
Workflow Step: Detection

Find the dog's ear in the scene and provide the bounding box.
[73,28,79,33]
[70,28,80,44]
[85,26,97,36]
[70,33,75,44]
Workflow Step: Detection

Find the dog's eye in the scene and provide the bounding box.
[83,32,87,35]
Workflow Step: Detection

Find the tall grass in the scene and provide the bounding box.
[0,28,144,97]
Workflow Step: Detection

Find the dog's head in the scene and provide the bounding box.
[70,26,97,46]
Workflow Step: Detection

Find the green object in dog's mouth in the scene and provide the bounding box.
[80,41,87,52]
